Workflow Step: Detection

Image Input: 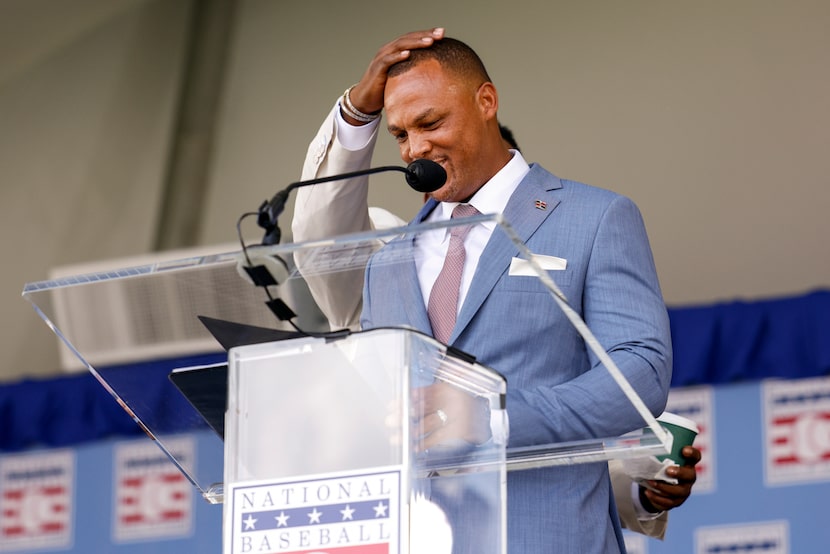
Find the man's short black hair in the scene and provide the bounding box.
[388,37,492,86]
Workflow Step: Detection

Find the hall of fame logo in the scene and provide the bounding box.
[0,450,74,552]
[695,520,788,554]
[112,436,194,541]
[666,386,715,493]
[763,376,830,486]
[226,467,401,554]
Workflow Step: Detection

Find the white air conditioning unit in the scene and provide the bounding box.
[48,244,322,372]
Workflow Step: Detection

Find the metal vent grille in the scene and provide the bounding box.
[48,244,318,371]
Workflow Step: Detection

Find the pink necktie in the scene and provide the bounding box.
[427,204,480,343]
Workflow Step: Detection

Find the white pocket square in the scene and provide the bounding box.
[509,255,568,276]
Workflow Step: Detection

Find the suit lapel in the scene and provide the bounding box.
[450,165,563,342]
[396,199,439,334]
[398,247,431,333]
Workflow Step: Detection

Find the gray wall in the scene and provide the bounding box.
[3,0,829,382]
[1,0,191,381]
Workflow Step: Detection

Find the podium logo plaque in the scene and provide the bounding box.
[226,466,402,554]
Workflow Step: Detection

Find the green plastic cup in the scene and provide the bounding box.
[656,412,699,464]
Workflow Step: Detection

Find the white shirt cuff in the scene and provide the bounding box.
[334,101,380,151]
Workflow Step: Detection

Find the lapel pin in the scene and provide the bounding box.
[535,200,547,210]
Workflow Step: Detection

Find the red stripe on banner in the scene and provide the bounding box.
[278,544,389,554]
[161,510,184,521]
[122,514,145,524]
[40,522,65,533]
[774,456,799,465]
[52,503,67,513]
[161,473,185,483]
[773,436,789,445]
[41,486,65,496]
[2,526,25,537]
[773,416,798,426]
[3,489,23,500]
[122,477,143,487]
[3,509,18,518]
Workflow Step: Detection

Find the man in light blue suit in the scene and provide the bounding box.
[294,28,672,553]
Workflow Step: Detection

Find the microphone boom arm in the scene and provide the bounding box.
[256,160,445,245]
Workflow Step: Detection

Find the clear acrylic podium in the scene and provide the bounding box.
[223,328,508,553]
[22,213,671,554]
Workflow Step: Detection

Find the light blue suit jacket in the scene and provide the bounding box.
[361,163,672,552]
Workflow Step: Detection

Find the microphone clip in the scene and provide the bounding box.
[258,189,290,245]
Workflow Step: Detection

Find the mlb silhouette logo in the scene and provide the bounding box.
[763,376,830,486]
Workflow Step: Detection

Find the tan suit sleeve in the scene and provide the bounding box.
[608,459,668,540]
[292,102,379,242]
[290,102,380,330]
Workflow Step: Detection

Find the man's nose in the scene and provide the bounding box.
[407,133,432,160]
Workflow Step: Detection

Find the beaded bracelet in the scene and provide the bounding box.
[341,85,381,123]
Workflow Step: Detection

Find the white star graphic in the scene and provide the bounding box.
[275,511,290,527]
[243,514,258,530]
[373,501,388,518]
[307,507,322,524]
[340,504,355,521]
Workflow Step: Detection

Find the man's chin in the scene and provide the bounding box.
[430,184,458,203]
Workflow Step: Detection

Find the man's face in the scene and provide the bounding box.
[384,59,494,203]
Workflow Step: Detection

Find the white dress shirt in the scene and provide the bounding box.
[416,152,529,311]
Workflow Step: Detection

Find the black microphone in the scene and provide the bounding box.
[404,158,448,193]
[257,159,446,245]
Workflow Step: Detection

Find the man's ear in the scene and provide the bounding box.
[476,82,499,120]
